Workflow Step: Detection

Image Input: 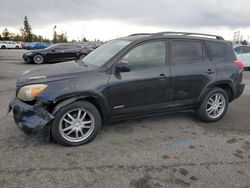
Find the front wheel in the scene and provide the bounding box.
[196,88,229,122]
[33,54,44,64]
[51,101,102,146]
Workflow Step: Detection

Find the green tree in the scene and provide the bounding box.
[2,28,10,40]
[241,40,248,45]
[52,25,57,43]
[81,36,87,42]
[0,34,2,40]
[57,33,68,43]
[21,16,33,42]
[13,34,23,41]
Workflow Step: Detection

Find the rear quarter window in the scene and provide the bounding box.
[206,41,235,62]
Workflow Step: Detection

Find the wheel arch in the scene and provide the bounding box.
[49,94,109,123]
[197,80,235,106]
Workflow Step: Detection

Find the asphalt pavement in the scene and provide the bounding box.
[0,50,250,188]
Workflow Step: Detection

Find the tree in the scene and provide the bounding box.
[21,16,33,42]
[2,28,10,40]
[81,36,87,42]
[241,40,248,45]
[0,34,2,40]
[52,25,57,43]
[57,33,68,43]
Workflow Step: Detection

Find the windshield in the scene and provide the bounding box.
[83,40,131,67]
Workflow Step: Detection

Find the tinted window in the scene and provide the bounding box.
[242,46,250,54]
[234,46,242,54]
[54,45,67,50]
[206,41,227,61]
[172,40,204,64]
[122,41,166,70]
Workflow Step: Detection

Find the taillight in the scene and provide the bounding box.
[234,60,244,70]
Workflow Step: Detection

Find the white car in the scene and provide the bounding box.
[0,41,22,49]
[234,45,250,69]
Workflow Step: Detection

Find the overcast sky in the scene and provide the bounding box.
[0,0,250,41]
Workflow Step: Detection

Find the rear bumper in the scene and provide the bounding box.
[9,99,54,135]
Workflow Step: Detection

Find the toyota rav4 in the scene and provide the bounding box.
[9,32,245,146]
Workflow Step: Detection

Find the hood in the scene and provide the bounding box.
[17,61,97,86]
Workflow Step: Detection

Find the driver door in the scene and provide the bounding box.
[108,40,170,117]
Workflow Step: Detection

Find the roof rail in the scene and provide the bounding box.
[154,32,224,40]
[129,33,153,36]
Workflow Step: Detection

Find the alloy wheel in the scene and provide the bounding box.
[33,54,44,64]
[206,93,226,119]
[59,108,95,142]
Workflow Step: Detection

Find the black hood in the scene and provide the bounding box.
[17,61,97,86]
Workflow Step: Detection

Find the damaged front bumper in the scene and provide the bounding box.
[8,99,54,135]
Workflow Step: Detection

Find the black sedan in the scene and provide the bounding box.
[23,43,92,64]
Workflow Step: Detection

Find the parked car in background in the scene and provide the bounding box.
[234,45,250,69]
[0,41,22,49]
[23,43,92,64]
[10,32,245,146]
[25,42,49,50]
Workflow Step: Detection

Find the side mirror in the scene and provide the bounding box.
[115,61,130,72]
[50,49,56,52]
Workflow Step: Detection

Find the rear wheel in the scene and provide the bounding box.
[51,101,102,146]
[1,46,6,49]
[33,54,44,64]
[196,87,229,122]
[15,46,19,49]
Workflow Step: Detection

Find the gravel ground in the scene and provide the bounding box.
[0,49,250,188]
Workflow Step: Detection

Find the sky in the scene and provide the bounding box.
[0,0,250,41]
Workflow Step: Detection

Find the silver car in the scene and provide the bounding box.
[234,45,250,69]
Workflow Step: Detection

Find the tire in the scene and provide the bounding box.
[79,54,86,59]
[51,101,102,146]
[1,46,6,49]
[33,54,44,64]
[15,46,19,49]
[196,87,229,122]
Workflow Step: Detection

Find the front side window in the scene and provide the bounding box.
[121,41,166,71]
[172,40,204,65]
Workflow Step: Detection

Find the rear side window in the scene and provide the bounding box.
[172,40,205,65]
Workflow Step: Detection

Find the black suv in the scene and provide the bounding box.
[23,43,92,64]
[9,32,245,146]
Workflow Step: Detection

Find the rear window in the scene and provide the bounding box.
[205,41,234,62]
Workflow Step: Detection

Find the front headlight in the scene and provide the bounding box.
[17,84,47,101]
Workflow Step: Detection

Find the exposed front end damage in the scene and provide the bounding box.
[9,99,54,136]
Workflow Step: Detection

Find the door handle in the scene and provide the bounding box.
[205,69,215,74]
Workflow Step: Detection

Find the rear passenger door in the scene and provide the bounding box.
[169,39,216,107]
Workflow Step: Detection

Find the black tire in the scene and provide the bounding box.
[15,46,19,49]
[1,46,6,49]
[33,54,44,64]
[51,101,102,146]
[79,54,86,59]
[196,87,229,122]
